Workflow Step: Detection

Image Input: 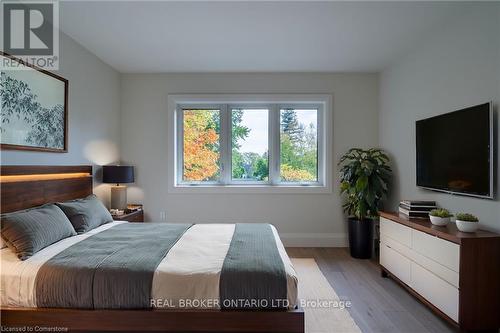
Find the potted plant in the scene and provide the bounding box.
[429,208,452,226]
[456,213,479,233]
[339,148,391,259]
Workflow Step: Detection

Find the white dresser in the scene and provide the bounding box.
[379,212,500,331]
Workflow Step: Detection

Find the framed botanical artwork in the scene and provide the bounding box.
[0,51,68,152]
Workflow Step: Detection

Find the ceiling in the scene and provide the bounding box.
[59,1,469,73]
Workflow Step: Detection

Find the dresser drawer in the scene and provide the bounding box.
[411,248,459,287]
[411,261,459,322]
[380,217,412,247]
[411,229,460,272]
[380,242,411,285]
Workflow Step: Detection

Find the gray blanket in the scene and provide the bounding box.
[219,223,288,310]
[35,223,191,309]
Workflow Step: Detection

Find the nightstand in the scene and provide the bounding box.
[111,209,144,223]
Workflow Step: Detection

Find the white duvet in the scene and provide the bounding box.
[0,222,298,309]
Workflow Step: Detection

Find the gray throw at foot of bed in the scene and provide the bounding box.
[34,222,288,310]
[35,223,192,309]
[219,223,288,310]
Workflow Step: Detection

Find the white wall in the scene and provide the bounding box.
[0,32,122,206]
[380,4,500,231]
[120,73,379,246]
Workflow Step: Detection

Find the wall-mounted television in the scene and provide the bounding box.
[416,102,494,199]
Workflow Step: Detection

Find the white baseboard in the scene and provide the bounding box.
[280,233,348,247]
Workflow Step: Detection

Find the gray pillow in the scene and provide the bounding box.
[1,204,77,260]
[56,194,113,234]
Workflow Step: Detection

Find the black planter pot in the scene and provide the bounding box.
[348,217,374,259]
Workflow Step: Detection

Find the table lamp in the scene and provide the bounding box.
[102,165,134,210]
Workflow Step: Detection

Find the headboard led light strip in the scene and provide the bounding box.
[0,173,91,183]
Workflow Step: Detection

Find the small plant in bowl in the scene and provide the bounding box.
[456,213,479,233]
[429,209,452,226]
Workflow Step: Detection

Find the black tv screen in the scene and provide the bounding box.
[416,102,493,198]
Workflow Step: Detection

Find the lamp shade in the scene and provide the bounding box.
[102,165,134,184]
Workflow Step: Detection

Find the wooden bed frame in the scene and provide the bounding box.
[0,165,304,333]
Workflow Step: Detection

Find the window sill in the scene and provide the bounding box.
[169,184,332,194]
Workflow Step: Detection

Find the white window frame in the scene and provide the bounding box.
[168,94,332,194]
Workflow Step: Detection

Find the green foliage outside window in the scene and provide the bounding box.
[183,108,319,182]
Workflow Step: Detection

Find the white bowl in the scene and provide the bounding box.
[429,215,450,226]
[456,220,479,233]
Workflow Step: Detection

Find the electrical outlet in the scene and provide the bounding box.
[159,211,167,221]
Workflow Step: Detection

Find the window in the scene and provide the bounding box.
[182,109,221,182]
[280,109,318,182]
[232,108,269,182]
[171,95,330,192]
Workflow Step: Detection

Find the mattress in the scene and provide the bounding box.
[0,221,298,309]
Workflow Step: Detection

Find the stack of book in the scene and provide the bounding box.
[399,200,437,219]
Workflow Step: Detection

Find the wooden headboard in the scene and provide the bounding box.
[0,165,93,213]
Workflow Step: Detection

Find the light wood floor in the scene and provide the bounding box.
[286,248,456,333]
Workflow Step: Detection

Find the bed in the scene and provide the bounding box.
[0,165,304,332]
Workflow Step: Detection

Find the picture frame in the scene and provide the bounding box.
[0,51,68,153]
